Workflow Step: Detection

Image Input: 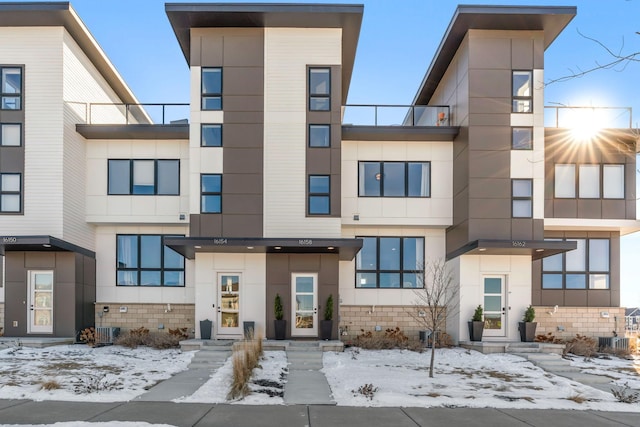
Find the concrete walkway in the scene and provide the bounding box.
[283,343,334,405]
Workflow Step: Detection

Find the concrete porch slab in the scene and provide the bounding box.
[0,337,75,348]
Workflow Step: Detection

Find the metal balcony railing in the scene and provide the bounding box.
[544,106,633,129]
[85,103,190,125]
[343,105,450,127]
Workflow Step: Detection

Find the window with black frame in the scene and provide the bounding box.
[358,161,430,197]
[1,67,21,110]
[355,237,424,288]
[116,235,185,286]
[512,70,532,113]
[202,68,222,110]
[542,238,610,289]
[108,159,179,195]
[309,68,330,111]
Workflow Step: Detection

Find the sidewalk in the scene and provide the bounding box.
[0,400,638,426]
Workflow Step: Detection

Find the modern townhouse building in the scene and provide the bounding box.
[0,2,637,345]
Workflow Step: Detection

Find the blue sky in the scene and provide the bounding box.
[54,0,640,305]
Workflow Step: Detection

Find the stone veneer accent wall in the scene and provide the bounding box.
[94,303,195,334]
[534,306,625,339]
[339,305,425,343]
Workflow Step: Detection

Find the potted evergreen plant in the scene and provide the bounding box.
[468,305,484,341]
[320,294,334,340]
[274,293,286,340]
[518,305,537,342]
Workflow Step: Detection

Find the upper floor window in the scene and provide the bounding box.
[309,68,330,111]
[309,124,330,147]
[202,68,222,110]
[512,70,532,113]
[555,163,624,199]
[201,124,222,147]
[1,123,21,146]
[356,237,424,288]
[512,179,532,218]
[108,159,179,195]
[512,127,532,150]
[0,173,20,212]
[1,67,21,110]
[542,238,609,289]
[201,174,222,213]
[116,234,185,287]
[308,175,330,215]
[359,161,430,197]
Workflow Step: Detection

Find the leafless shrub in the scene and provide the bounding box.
[611,382,640,403]
[73,373,121,394]
[40,379,61,391]
[168,327,189,339]
[115,328,181,349]
[353,383,379,400]
[563,335,597,358]
[227,331,264,400]
[354,327,423,352]
[79,327,96,347]
[534,332,564,344]
[600,346,631,358]
[567,393,587,404]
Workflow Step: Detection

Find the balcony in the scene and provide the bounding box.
[343,104,450,127]
[544,106,633,129]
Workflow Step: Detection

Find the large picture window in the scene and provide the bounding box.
[355,237,424,288]
[555,163,625,200]
[542,238,610,289]
[202,68,222,110]
[1,67,21,110]
[108,160,179,195]
[359,161,430,197]
[116,235,185,286]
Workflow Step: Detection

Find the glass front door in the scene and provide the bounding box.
[217,273,241,336]
[28,270,54,334]
[483,276,506,337]
[291,273,317,337]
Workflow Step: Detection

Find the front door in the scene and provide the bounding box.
[483,275,506,338]
[28,270,54,334]
[217,273,242,336]
[291,273,317,337]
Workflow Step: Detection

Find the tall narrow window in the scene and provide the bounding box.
[603,165,624,199]
[308,175,330,215]
[0,173,20,212]
[579,165,600,198]
[309,68,330,111]
[202,68,222,110]
[1,67,21,110]
[512,70,532,113]
[309,124,330,147]
[512,127,533,150]
[201,124,222,147]
[555,164,575,198]
[201,174,222,213]
[0,123,21,146]
[512,179,532,218]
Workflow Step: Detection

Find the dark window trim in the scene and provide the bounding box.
[308,174,330,215]
[201,67,223,111]
[308,124,331,148]
[308,67,331,111]
[355,236,425,289]
[0,122,22,147]
[553,163,626,200]
[115,234,185,287]
[201,173,222,214]
[542,237,610,290]
[0,172,22,214]
[107,159,180,196]
[511,178,533,218]
[511,127,533,150]
[0,65,23,111]
[358,161,431,198]
[201,123,223,147]
[512,70,533,114]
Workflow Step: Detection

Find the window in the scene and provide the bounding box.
[359,161,430,197]
[555,163,625,199]
[1,67,21,110]
[201,174,222,213]
[309,124,330,147]
[202,68,222,110]
[512,179,532,218]
[108,160,179,195]
[512,70,532,113]
[1,123,20,146]
[308,175,330,215]
[512,127,532,150]
[201,124,222,147]
[0,173,20,212]
[542,238,609,289]
[116,235,185,286]
[355,237,424,288]
[309,68,330,111]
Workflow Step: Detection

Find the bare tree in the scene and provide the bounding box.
[410,259,459,378]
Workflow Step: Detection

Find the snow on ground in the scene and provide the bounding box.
[0,345,194,402]
[1,424,175,427]
[569,353,640,389]
[322,347,640,411]
[177,350,287,405]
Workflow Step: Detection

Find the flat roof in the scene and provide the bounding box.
[0,2,141,107]
[413,5,577,105]
[446,239,577,261]
[76,124,189,140]
[0,235,95,258]
[165,2,363,104]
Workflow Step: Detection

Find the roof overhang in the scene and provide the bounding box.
[413,5,576,105]
[165,3,363,104]
[76,124,189,140]
[164,236,363,261]
[545,219,640,237]
[342,125,459,141]
[0,235,95,258]
[446,239,577,261]
[0,2,141,107]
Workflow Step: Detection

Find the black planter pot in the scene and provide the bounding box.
[320,320,333,340]
[274,319,286,340]
[468,321,484,342]
[518,321,537,342]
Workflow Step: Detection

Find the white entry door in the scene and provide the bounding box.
[28,270,54,334]
[217,273,242,336]
[291,273,317,337]
[483,275,506,338]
